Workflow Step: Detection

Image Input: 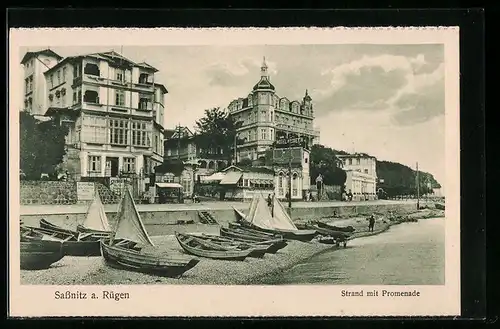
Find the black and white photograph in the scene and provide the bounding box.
[9,27,461,317]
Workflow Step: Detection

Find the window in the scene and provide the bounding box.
[83,90,99,103]
[139,73,149,84]
[348,159,352,165]
[123,157,135,173]
[82,115,107,144]
[131,121,150,147]
[364,169,369,174]
[356,158,361,165]
[110,119,129,145]
[50,74,54,88]
[88,156,101,172]
[73,91,77,104]
[57,70,61,85]
[24,75,33,94]
[84,63,100,76]
[167,149,172,156]
[73,64,80,78]
[115,90,125,106]
[62,67,66,81]
[292,173,298,197]
[116,69,124,82]
[261,128,267,140]
[154,135,159,153]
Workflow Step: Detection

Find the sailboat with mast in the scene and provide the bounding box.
[233,193,317,242]
[100,187,200,278]
[76,189,112,238]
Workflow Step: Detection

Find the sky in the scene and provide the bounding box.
[26,44,446,187]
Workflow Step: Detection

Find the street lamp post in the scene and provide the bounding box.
[288,148,292,209]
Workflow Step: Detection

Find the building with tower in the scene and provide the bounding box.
[226,57,320,163]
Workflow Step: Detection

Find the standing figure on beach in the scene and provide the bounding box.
[368,214,376,232]
[267,194,272,207]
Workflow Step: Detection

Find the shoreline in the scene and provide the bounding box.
[20,208,444,285]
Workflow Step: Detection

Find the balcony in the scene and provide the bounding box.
[275,123,320,137]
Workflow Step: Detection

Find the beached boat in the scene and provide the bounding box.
[313,221,356,233]
[220,226,287,247]
[199,232,287,254]
[101,187,199,278]
[228,222,282,238]
[305,223,350,240]
[39,218,79,237]
[20,239,64,270]
[175,232,254,261]
[76,190,112,237]
[233,194,317,242]
[21,225,102,256]
[186,233,271,258]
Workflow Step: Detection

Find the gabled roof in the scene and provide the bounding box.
[152,82,168,94]
[21,49,63,64]
[136,61,159,72]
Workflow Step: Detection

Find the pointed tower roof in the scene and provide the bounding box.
[253,56,275,91]
[304,89,312,101]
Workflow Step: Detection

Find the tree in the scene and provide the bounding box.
[310,144,347,187]
[376,160,441,197]
[194,107,243,161]
[19,112,68,180]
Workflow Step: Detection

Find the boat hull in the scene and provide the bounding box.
[219,228,288,252]
[189,234,269,258]
[305,223,349,240]
[101,241,199,278]
[39,219,79,237]
[20,240,64,270]
[239,221,317,242]
[314,221,356,233]
[76,224,112,237]
[175,233,252,261]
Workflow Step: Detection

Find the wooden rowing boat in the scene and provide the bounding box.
[186,233,269,258]
[228,222,282,238]
[21,226,102,257]
[196,232,287,254]
[313,221,356,233]
[20,239,64,270]
[101,187,199,278]
[39,218,79,237]
[175,232,253,261]
[305,223,350,240]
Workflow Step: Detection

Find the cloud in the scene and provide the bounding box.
[205,57,278,87]
[312,54,445,126]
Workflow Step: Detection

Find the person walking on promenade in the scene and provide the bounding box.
[368,214,376,232]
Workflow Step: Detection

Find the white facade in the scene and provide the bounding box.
[345,170,377,200]
[21,50,62,115]
[21,50,168,180]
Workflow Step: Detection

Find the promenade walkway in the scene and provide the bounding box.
[18,199,418,216]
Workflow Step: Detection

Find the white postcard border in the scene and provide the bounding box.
[9,27,460,317]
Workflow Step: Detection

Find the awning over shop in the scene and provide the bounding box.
[156,183,183,188]
[219,172,243,185]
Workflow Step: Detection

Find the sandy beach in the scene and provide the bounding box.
[20,208,444,285]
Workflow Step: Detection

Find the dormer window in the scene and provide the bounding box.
[55,90,61,98]
[48,94,54,101]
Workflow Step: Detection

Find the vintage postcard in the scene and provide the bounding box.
[9,27,460,317]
